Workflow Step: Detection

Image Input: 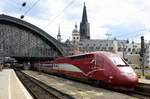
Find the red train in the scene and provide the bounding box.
[34,51,138,90]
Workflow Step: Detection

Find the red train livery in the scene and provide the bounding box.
[34,51,138,90]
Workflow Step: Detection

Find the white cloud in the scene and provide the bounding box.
[1,0,150,42]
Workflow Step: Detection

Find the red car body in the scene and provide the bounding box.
[34,51,138,90]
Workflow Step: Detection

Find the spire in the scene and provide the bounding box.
[75,23,77,29]
[80,2,90,40]
[57,25,61,42]
[81,2,88,23]
[58,25,60,36]
[72,23,79,33]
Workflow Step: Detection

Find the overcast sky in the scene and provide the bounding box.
[1,0,150,42]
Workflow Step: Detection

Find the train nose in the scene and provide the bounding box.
[125,73,138,87]
[118,72,138,87]
[129,74,138,82]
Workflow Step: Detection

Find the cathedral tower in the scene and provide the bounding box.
[80,3,90,40]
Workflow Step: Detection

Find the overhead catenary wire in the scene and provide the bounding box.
[20,0,41,19]
[113,28,149,40]
[0,0,23,16]
[44,0,76,27]
[24,0,40,15]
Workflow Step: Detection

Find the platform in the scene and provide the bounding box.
[0,69,33,99]
[139,78,150,84]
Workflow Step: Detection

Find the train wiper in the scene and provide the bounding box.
[117,64,127,67]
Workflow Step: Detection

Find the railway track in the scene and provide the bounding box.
[16,69,150,99]
[15,70,74,99]
[131,83,150,98]
[106,83,150,99]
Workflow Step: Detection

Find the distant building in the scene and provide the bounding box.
[64,39,75,55]
[72,24,80,43]
[145,43,150,68]
[127,54,140,65]
[66,2,142,67]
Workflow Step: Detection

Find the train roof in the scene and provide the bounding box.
[63,51,118,58]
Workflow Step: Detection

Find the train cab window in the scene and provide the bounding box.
[109,57,127,67]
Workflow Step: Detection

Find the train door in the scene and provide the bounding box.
[94,54,104,69]
[90,54,105,80]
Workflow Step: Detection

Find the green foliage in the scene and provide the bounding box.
[136,73,150,79]
[134,64,140,69]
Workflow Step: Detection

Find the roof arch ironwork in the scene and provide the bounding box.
[0,14,66,57]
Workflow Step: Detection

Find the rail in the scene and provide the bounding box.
[132,83,150,98]
[15,70,74,99]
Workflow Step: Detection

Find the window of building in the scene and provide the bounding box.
[79,47,82,50]
[128,48,131,52]
[123,48,126,51]
[89,47,94,49]
[73,37,75,40]
[83,47,86,49]
[102,47,106,50]
[109,47,113,50]
[77,37,79,39]
[118,47,121,51]
[132,48,135,52]
[96,47,100,49]
[79,43,83,45]
[0,44,2,51]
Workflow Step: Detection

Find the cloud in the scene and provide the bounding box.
[106,21,145,39]
[0,0,50,19]
[1,0,150,42]
[84,0,150,41]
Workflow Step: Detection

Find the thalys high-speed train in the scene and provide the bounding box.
[34,51,138,90]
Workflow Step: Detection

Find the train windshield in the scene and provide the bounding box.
[109,57,127,67]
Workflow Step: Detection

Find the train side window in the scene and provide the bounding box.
[70,54,93,60]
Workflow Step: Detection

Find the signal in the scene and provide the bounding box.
[140,36,145,76]
[140,36,145,57]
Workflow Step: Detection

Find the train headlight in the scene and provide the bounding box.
[109,76,113,79]
[119,66,135,76]
[121,71,137,77]
[121,72,132,76]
